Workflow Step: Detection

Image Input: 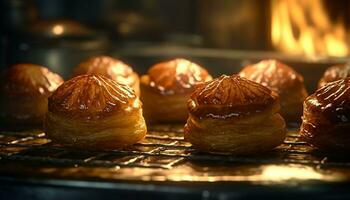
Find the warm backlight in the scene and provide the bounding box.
[271,0,349,58]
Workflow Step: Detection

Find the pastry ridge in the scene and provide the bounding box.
[188,75,279,119]
[318,63,350,89]
[49,75,138,120]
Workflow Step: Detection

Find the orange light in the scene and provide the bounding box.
[271,0,349,58]
[52,25,64,35]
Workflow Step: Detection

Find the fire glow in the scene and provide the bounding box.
[271,0,350,58]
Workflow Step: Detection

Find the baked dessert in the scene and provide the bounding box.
[73,55,140,96]
[0,63,63,128]
[140,58,212,123]
[44,75,146,149]
[239,59,308,122]
[301,77,350,151]
[184,75,286,155]
[318,63,350,89]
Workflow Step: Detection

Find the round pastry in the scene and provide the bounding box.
[44,75,147,150]
[184,75,286,155]
[0,63,63,128]
[239,59,308,122]
[140,58,212,123]
[73,55,140,96]
[301,77,350,151]
[318,63,350,89]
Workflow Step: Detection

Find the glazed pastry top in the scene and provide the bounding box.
[318,63,350,89]
[146,58,212,95]
[188,75,279,119]
[305,77,350,123]
[48,75,140,120]
[73,56,137,86]
[239,59,304,94]
[1,63,63,97]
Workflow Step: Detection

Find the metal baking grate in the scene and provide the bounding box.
[0,124,349,172]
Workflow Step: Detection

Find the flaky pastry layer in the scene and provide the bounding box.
[140,80,189,123]
[280,86,308,122]
[45,108,147,149]
[184,113,286,155]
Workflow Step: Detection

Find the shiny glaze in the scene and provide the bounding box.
[305,78,350,123]
[73,56,137,86]
[49,75,139,120]
[146,58,212,95]
[318,63,350,89]
[239,59,304,94]
[1,63,63,97]
[188,75,279,119]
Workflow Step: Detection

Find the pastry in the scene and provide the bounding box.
[140,58,212,123]
[44,75,146,149]
[239,59,308,122]
[301,77,350,151]
[73,55,140,96]
[0,63,63,128]
[184,75,286,155]
[318,63,350,89]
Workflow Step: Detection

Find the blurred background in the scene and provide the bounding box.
[1,0,350,80]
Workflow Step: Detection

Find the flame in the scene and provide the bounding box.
[271,0,349,57]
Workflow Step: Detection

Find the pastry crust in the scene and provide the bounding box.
[140,58,212,123]
[184,75,286,155]
[239,59,308,122]
[44,75,147,149]
[317,63,350,89]
[73,55,140,96]
[0,63,63,128]
[301,78,350,151]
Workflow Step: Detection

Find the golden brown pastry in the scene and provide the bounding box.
[239,59,308,122]
[44,75,146,150]
[140,58,212,123]
[301,77,350,151]
[73,55,140,96]
[184,75,286,155]
[318,63,350,89]
[0,63,63,128]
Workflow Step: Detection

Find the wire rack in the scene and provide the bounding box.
[0,125,349,173]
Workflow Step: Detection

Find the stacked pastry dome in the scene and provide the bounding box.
[301,77,350,151]
[0,63,63,128]
[73,55,140,96]
[184,75,286,155]
[45,75,146,149]
[239,59,308,122]
[317,63,350,89]
[140,58,212,123]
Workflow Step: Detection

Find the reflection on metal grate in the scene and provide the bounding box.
[0,125,348,170]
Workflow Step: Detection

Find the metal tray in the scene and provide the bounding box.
[1,125,350,199]
[1,48,350,199]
